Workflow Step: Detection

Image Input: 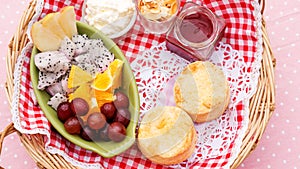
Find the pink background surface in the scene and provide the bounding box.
[0,0,299,168]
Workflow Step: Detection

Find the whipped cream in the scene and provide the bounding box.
[84,0,135,38]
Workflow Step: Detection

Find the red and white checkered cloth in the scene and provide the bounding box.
[13,0,261,168]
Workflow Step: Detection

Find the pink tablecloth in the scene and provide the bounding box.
[0,0,299,168]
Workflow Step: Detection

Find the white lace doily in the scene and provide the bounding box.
[130,40,260,167]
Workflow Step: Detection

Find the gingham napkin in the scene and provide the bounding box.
[11,0,262,168]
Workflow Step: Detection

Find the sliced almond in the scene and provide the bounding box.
[138,0,145,8]
[163,0,175,7]
[139,0,177,21]
[150,7,161,13]
[170,1,178,15]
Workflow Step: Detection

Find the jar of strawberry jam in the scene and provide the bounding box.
[166,2,226,62]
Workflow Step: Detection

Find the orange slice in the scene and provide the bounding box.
[94,90,115,107]
[68,65,93,89]
[91,68,113,91]
[109,59,124,90]
[91,59,124,92]
[91,59,124,108]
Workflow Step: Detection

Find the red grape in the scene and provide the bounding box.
[97,124,110,142]
[57,102,74,122]
[64,117,82,134]
[108,122,126,142]
[114,108,131,127]
[100,102,116,121]
[87,112,106,130]
[113,91,129,109]
[81,126,96,141]
[70,98,89,116]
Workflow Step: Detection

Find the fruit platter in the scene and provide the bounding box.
[30,7,140,156]
[2,0,275,168]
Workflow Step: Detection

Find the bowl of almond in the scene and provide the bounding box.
[136,0,180,34]
[30,6,140,157]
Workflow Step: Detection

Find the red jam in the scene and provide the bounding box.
[179,13,213,43]
[166,2,226,62]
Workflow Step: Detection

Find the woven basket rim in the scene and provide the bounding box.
[1,0,275,168]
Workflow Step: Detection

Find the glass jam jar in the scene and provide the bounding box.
[166,2,226,62]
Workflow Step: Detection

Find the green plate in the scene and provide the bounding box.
[30,21,140,158]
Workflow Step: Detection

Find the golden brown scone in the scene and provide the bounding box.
[137,106,196,165]
[174,61,230,123]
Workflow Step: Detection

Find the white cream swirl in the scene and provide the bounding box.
[84,0,135,37]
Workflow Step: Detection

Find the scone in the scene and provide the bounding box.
[137,106,196,165]
[174,61,230,123]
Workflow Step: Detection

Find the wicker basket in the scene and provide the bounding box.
[0,0,275,168]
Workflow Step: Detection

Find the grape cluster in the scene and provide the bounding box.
[56,91,131,142]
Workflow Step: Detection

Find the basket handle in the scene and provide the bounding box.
[259,0,266,14]
[0,123,18,155]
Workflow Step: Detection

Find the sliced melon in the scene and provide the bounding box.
[40,13,67,39]
[58,6,78,38]
[31,22,62,52]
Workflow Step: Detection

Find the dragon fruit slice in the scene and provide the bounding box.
[84,39,105,52]
[94,48,114,73]
[47,93,68,110]
[77,62,98,77]
[72,34,89,56]
[73,53,97,76]
[34,51,70,73]
[60,74,75,94]
[82,39,115,73]
[85,39,112,58]
[45,82,64,96]
[45,73,74,96]
[59,37,76,60]
[74,53,91,63]
[38,68,69,90]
